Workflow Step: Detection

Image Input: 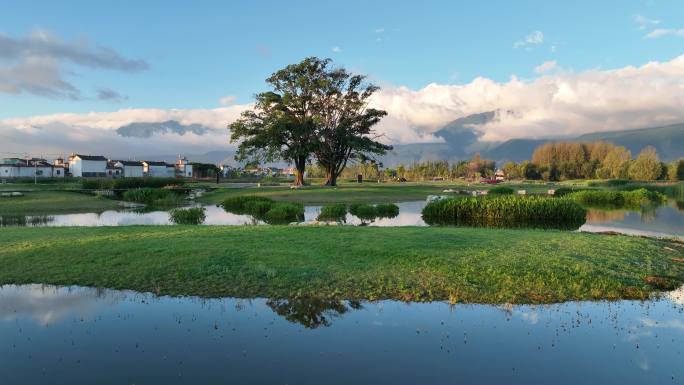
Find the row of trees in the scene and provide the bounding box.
[229,57,390,186]
[504,141,684,181]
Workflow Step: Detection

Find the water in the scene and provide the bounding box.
[3,200,684,239]
[1,284,683,384]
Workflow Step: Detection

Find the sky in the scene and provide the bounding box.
[1,0,684,158]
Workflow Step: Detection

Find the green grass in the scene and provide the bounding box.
[569,188,667,209]
[0,226,682,304]
[198,182,558,205]
[0,191,119,215]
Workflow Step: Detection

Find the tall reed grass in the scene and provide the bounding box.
[169,207,206,225]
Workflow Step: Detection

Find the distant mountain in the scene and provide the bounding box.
[381,115,684,167]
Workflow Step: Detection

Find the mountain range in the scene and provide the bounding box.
[143,112,684,167]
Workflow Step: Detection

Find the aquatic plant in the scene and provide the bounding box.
[349,204,379,221]
[569,188,666,209]
[487,186,515,195]
[317,203,348,222]
[374,203,400,218]
[220,196,274,214]
[421,195,586,229]
[82,177,184,190]
[169,207,206,225]
[263,202,304,224]
[122,188,184,206]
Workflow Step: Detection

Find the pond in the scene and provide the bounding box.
[1,284,683,384]
[2,200,684,240]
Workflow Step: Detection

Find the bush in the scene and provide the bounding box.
[421,195,586,229]
[122,188,184,206]
[317,203,347,222]
[488,186,515,195]
[587,179,630,187]
[569,188,666,209]
[553,187,583,197]
[82,178,184,190]
[263,202,304,224]
[349,203,378,221]
[375,203,400,218]
[169,207,206,225]
[221,196,274,214]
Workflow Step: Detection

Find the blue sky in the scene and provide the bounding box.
[1,0,683,118]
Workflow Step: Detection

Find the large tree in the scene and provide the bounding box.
[628,146,662,181]
[228,58,328,185]
[311,63,391,186]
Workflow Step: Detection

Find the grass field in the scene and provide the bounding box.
[197,181,562,205]
[0,191,119,215]
[1,226,682,304]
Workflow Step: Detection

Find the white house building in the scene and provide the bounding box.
[105,161,123,178]
[0,158,65,179]
[143,161,174,177]
[69,154,107,177]
[113,160,144,178]
[175,157,193,178]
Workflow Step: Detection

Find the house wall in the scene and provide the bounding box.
[70,159,106,177]
[146,165,168,177]
[176,164,193,178]
[123,165,144,178]
[0,166,18,178]
[0,165,63,178]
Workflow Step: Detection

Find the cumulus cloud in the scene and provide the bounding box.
[0,105,248,157]
[534,60,558,74]
[513,31,544,49]
[4,54,684,155]
[0,29,147,99]
[370,54,684,141]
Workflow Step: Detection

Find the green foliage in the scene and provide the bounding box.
[220,196,274,214]
[375,203,400,218]
[82,178,183,190]
[587,179,631,187]
[422,196,586,229]
[317,203,348,221]
[122,188,184,206]
[488,186,515,195]
[628,146,663,181]
[349,203,378,221]
[263,202,304,224]
[569,188,666,209]
[553,187,584,197]
[169,207,206,225]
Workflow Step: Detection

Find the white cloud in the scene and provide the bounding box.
[645,28,684,39]
[332,46,342,53]
[513,31,544,49]
[0,29,146,100]
[534,60,558,74]
[374,28,385,33]
[219,95,238,106]
[370,54,684,142]
[4,54,684,155]
[635,14,661,30]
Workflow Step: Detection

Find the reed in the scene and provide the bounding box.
[317,203,348,222]
[422,195,586,229]
[169,207,206,225]
[569,188,666,209]
[122,188,184,206]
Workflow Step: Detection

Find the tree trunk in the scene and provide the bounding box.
[294,156,306,186]
[324,167,338,186]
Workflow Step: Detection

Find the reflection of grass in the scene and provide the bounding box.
[0,191,119,215]
[1,226,682,304]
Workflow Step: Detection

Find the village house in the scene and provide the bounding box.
[68,154,108,177]
[105,161,123,178]
[142,161,174,177]
[113,160,144,178]
[0,158,65,179]
[176,156,193,178]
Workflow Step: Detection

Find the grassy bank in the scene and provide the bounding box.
[0,191,119,215]
[1,226,682,303]
[198,182,559,205]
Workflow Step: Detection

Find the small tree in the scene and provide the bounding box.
[628,146,662,181]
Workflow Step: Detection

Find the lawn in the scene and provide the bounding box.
[1,226,682,304]
[0,190,120,215]
[197,181,560,205]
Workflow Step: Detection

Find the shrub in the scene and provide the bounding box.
[317,203,347,222]
[263,202,304,224]
[221,196,274,214]
[488,186,515,195]
[244,200,274,217]
[569,188,666,209]
[82,178,184,191]
[587,179,630,187]
[349,203,378,221]
[375,203,400,218]
[421,195,586,229]
[122,188,183,206]
[553,187,583,197]
[169,207,206,225]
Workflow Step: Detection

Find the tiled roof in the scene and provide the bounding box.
[73,154,107,161]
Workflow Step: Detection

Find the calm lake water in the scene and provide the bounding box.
[1,284,683,384]
[3,200,683,239]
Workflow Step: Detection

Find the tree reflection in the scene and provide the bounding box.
[266,298,363,328]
